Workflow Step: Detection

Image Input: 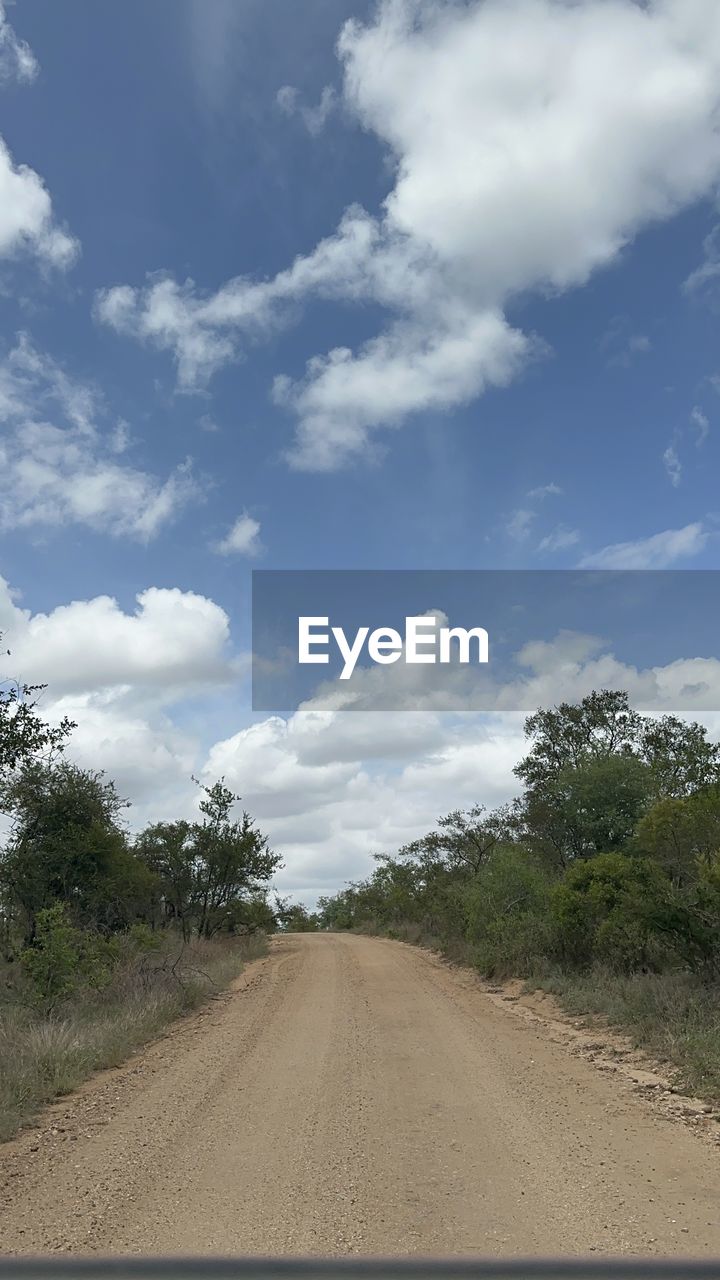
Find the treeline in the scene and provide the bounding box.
[318,691,720,987]
[0,662,294,1013]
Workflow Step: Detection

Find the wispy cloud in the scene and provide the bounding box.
[684,224,720,298]
[277,84,337,136]
[580,522,708,569]
[0,1,37,85]
[0,335,199,540]
[537,525,579,554]
[691,405,710,446]
[505,508,534,542]
[662,437,682,487]
[527,482,562,500]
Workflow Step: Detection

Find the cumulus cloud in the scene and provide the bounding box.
[579,521,708,569]
[0,335,199,539]
[0,135,78,270]
[212,512,262,557]
[0,1,37,85]
[98,0,720,468]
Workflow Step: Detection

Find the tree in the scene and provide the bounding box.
[522,753,654,868]
[515,691,642,791]
[634,786,720,886]
[0,664,74,793]
[550,852,672,973]
[279,902,320,932]
[639,716,720,798]
[134,820,195,937]
[135,780,281,939]
[0,760,139,942]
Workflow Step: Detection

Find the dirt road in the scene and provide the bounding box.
[2,933,720,1256]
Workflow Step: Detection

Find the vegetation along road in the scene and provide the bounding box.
[2,931,720,1256]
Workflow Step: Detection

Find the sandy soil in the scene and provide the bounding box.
[2,932,720,1257]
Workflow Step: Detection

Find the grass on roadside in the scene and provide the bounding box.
[529,967,720,1103]
[0,931,267,1142]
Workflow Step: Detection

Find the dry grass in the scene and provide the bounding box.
[531,966,720,1103]
[0,931,267,1142]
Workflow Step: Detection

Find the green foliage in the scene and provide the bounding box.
[320,691,720,992]
[634,787,720,885]
[134,780,281,939]
[21,904,120,1012]
[522,753,654,868]
[279,902,321,931]
[0,761,145,942]
[0,666,75,786]
[463,845,556,976]
[550,853,671,973]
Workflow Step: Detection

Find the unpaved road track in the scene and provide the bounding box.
[2,933,720,1256]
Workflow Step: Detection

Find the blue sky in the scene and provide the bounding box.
[2,0,720,901]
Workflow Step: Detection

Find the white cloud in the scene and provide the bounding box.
[212,512,262,557]
[0,1,37,84]
[0,335,199,539]
[0,575,238,819]
[691,404,710,444]
[0,134,78,270]
[0,5,77,270]
[684,222,720,296]
[663,438,682,486]
[279,307,531,471]
[505,507,535,542]
[99,0,720,468]
[0,577,233,696]
[537,525,580,554]
[527,482,562,499]
[579,521,708,569]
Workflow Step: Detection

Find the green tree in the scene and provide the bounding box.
[551,852,671,972]
[0,761,140,942]
[135,780,280,939]
[134,820,195,937]
[0,662,74,791]
[515,691,642,791]
[522,753,653,868]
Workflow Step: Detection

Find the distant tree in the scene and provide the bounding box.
[135,780,281,939]
[279,902,320,932]
[134,820,195,938]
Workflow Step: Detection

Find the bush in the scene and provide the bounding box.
[550,852,673,973]
[21,904,121,1012]
[463,845,556,977]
